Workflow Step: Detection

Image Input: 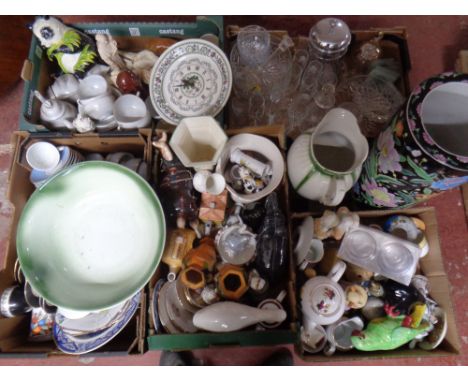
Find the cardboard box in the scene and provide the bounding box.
[19,17,224,132]
[146,125,298,350]
[291,207,460,362]
[0,129,154,357]
[226,27,412,128]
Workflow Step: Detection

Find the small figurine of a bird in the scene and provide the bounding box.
[351,315,431,351]
[30,16,98,76]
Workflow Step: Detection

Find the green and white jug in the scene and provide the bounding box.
[287,108,369,206]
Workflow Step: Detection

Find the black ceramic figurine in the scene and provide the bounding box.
[382,279,424,316]
[255,193,288,284]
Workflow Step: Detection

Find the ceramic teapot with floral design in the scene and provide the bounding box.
[356,72,468,208]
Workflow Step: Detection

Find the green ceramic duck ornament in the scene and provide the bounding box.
[351,315,431,351]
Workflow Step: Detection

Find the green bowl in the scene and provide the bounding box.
[17,161,166,312]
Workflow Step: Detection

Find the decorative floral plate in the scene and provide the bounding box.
[150,39,232,125]
[53,292,140,355]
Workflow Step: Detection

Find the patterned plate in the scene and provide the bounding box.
[53,292,140,355]
[150,39,232,125]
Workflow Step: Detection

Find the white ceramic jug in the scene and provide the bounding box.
[287,108,368,206]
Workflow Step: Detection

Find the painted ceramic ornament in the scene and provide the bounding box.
[382,279,424,317]
[351,315,431,351]
[29,308,54,342]
[314,208,360,241]
[356,72,468,209]
[345,284,368,309]
[153,132,200,234]
[344,263,374,283]
[161,228,197,282]
[255,193,288,283]
[30,16,98,76]
[193,301,286,332]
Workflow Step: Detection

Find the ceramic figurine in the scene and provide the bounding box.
[161,228,197,282]
[314,207,359,241]
[120,50,158,85]
[344,263,374,283]
[30,16,98,76]
[255,193,288,283]
[287,108,369,206]
[198,190,228,229]
[154,132,200,234]
[193,301,287,332]
[382,279,424,317]
[216,264,249,301]
[180,237,217,290]
[345,284,368,309]
[367,281,385,297]
[351,315,431,351]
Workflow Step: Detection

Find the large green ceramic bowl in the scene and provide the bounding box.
[17,161,166,311]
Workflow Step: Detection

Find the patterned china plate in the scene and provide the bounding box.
[53,292,140,355]
[150,39,232,125]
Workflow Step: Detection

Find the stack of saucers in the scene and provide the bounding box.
[53,292,141,355]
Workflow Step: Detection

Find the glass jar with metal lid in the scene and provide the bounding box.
[308,18,352,61]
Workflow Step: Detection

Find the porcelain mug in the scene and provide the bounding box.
[324,316,364,356]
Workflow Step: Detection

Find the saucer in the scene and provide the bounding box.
[53,292,140,355]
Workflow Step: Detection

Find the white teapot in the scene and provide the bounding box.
[287,108,368,206]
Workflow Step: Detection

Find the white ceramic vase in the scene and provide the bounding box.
[193,301,287,332]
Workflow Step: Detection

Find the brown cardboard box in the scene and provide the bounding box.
[146,125,299,350]
[292,207,460,362]
[0,129,153,357]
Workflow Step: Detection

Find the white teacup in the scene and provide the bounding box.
[301,323,327,354]
[48,74,79,102]
[78,74,109,99]
[113,94,151,129]
[78,93,115,122]
[26,142,60,171]
[324,316,364,356]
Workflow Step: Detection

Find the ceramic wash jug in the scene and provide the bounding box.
[287,108,369,206]
[355,72,468,208]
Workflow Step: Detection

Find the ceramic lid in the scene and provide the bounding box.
[301,276,346,326]
[308,18,351,60]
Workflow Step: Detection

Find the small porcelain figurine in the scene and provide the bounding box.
[314,207,360,241]
[193,301,287,332]
[161,228,197,282]
[255,193,288,283]
[351,315,431,351]
[344,263,374,283]
[198,190,228,229]
[345,284,368,309]
[382,279,424,317]
[30,16,98,76]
